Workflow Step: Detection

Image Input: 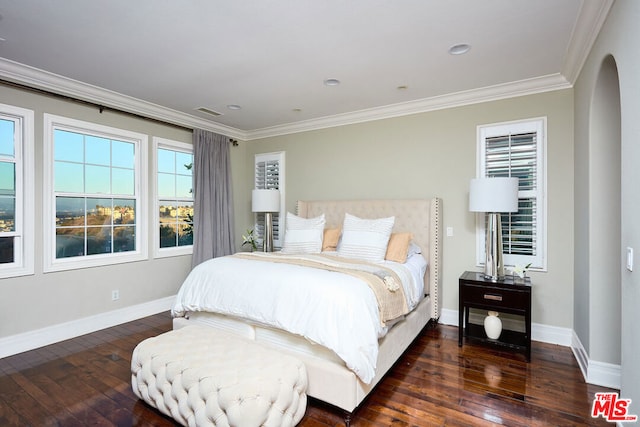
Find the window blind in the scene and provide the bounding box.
[485,132,537,257]
[254,153,283,246]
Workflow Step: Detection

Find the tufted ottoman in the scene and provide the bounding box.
[131,325,308,427]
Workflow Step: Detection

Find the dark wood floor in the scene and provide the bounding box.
[0,312,615,426]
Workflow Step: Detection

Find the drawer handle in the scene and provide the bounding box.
[484,293,503,301]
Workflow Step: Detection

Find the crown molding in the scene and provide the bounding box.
[0,57,573,142]
[562,0,614,84]
[245,73,571,140]
[0,57,248,139]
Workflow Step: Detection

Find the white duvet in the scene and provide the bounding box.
[172,252,426,384]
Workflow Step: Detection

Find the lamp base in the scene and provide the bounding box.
[483,273,504,282]
[263,212,275,252]
[484,212,505,281]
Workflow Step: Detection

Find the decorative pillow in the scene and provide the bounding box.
[385,233,414,263]
[281,212,325,254]
[337,213,395,262]
[322,228,341,252]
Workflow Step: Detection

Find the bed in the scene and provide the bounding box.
[172,198,441,421]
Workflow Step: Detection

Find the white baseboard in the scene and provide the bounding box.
[438,308,460,327]
[440,308,621,389]
[440,308,572,346]
[588,360,621,390]
[0,296,175,359]
[572,330,621,390]
[571,331,590,379]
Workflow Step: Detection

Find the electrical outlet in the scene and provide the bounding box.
[112,289,120,301]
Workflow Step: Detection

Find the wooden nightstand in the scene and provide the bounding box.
[458,271,532,361]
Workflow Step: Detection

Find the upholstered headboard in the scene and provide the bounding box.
[296,198,441,320]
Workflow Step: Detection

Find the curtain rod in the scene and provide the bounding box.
[0,79,239,146]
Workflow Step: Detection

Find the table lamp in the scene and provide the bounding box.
[469,177,519,280]
[252,189,280,252]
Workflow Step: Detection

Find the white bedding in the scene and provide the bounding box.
[171,252,426,384]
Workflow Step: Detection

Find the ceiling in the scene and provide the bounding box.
[0,1,612,140]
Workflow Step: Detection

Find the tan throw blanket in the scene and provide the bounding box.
[232,252,409,325]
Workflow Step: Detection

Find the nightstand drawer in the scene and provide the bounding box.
[462,284,528,309]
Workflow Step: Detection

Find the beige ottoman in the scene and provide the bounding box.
[131,325,307,427]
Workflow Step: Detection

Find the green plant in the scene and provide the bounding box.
[513,263,532,278]
[242,228,257,251]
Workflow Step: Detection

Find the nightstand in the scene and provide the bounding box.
[458,271,532,361]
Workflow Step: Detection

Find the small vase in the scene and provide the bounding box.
[484,311,502,339]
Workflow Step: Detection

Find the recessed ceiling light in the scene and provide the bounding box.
[227,104,242,110]
[448,43,471,55]
[397,85,408,90]
[292,108,302,112]
[324,78,340,86]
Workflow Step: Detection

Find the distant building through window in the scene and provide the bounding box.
[53,129,137,258]
[154,137,194,257]
[44,114,147,272]
[0,104,34,278]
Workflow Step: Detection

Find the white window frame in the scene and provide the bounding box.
[254,151,285,249]
[153,137,193,258]
[0,104,34,278]
[476,117,547,271]
[43,114,148,272]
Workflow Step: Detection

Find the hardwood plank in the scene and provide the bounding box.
[8,370,86,427]
[0,372,58,426]
[0,390,28,426]
[0,312,616,426]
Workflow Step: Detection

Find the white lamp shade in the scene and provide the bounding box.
[252,189,280,212]
[469,177,519,213]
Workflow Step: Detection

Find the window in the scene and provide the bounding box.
[476,118,546,270]
[0,104,34,278]
[254,152,285,248]
[153,137,193,258]
[44,114,147,272]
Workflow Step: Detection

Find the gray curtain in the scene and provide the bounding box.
[191,129,235,268]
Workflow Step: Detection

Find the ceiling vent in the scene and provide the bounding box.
[195,107,223,116]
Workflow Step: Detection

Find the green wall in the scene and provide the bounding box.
[238,89,574,328]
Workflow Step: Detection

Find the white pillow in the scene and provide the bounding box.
[337,213,395,262]
[281,212,325,254]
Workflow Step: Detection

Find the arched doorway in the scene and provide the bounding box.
[588,54,621,367]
